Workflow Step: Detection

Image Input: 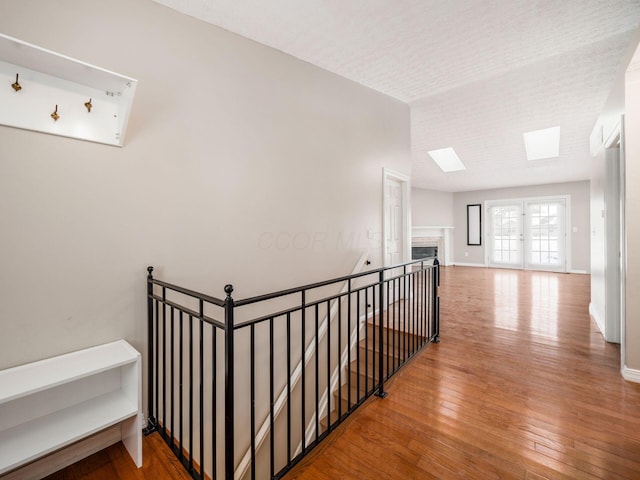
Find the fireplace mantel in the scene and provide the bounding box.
[412,226,454,266]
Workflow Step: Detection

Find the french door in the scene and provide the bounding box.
[488,198,567,272]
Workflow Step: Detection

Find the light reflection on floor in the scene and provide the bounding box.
[493,269,559,340]
[530,273,558,339]
[493,270,518,332]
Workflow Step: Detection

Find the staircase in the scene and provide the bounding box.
[321,305,429,432]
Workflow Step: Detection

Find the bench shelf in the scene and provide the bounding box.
[0,340,142,475]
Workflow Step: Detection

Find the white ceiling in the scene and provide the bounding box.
[152,0,640,192]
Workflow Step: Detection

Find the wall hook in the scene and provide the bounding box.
[11,73,22,92]
[84,98,92,113]
[51,105,59,122]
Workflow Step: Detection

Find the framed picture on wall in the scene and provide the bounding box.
[467,204,482,246]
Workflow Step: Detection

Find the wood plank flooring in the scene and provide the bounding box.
[42,432,192,480]
[284,266,640,479]
[44,266,640,479]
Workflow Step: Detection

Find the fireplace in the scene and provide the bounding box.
[412,245,438,260]
[412,226,453,266]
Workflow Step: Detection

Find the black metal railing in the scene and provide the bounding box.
[145,258,439,480]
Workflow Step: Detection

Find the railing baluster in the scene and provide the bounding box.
[326,299,331,432]
[337,296,342,422]
[424,269,428,342]
[250,324,256,480]
[158,300,168,437]
[199,301,204,479]
[301,291,306,452]
[179,311,184,462]
[371,286,376,392]
[434,259,440,342]
[212,326,217,479]
[386,279,390,380]
[396,277,399,372]
[397,278,402,368]
[416,269,420,345]
[269,317,275,479]
[418,269,423,347]
[410,270,415,348]
[162,293,167,438]
[170,307,175,445]
[364,287,368,395]
[347,281,352,410]
[286,312,291,463]
[403,273,407,362]
[376,270,386,398]
[189,314,194,474]
[156,294,160,427]
[314,304,319,442]
[356,290,361,403]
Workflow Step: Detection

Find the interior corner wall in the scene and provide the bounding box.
[589,148,607,334]
[452,181,591,271]
[411,188,454,227]
[0,0,410,371]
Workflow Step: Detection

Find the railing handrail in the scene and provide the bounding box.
[148,276,226,307]
[148,258,436,311]
[236,258,435,307]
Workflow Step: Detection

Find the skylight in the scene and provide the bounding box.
[427,147,466,173]
[523,126,560,160]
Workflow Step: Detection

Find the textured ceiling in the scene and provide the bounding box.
[152,0,640,192]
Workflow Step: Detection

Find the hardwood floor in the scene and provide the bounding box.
[285,266,640,480]
[44,266,640,479]
[42,432,192,480]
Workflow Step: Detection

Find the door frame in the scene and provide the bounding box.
[382,168,410,267]
[603,118,625,353]
[485,195,572,272]
[619,116,626,370]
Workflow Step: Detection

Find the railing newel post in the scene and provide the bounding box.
[144,266,158,435]
[432,259,440,343]
[375,269,388,398]
[224,284,235,480]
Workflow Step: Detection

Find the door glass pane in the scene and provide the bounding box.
[527,201,562,267]
[491,205,520,264]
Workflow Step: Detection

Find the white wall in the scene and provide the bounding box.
[0,0,410,371]
[411,188,454,227]
[625,46,640,373]
[452,181,591,271]
[590,148,607,333]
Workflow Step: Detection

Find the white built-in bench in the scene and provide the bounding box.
[0,340,142,476]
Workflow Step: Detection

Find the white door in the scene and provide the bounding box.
[385,178,403,267]
[488,198,567,272]
[488,204,523,268]
[383,169,408,305]
[524,200,566,271]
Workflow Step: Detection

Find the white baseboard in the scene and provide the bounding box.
[622,366,640,383]
[589,303,605,337]
[450,264,589,273]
